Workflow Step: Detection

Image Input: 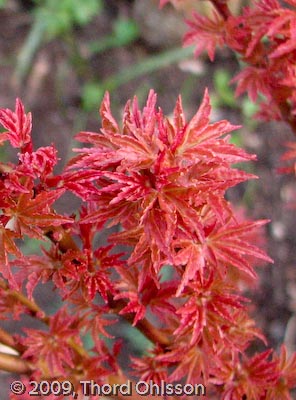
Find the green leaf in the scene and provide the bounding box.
[82,82,105,112]
[88,18,139,55]
[113,18,140,45]
[213,69,237,108]
[242,97,258,118]
[36,0,102,39]
[72,0,103,25]
[0,0,7,9]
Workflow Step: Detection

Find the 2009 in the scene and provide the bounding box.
[29,380,74,396]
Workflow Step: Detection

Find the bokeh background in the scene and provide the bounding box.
[1,0,296,398]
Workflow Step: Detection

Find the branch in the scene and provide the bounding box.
[0,352,31,374]
[44,226,172,348]
[209,0,231,19]
[278,100,296,137]
[107,294,171,348]
[0,279,48,324]
[0,327,24,353]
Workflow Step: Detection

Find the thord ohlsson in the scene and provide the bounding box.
[80,379,206,396]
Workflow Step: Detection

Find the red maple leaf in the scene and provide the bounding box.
[0,98,32,151]
[4,189,73,238]
[18,146,58,181]
[22,309,80,376]
[0,223,22,266]
[205,219,273,279]
[266,345,296,399]
[211,349,279,399]
[174,274,246,346]
[157,341,210,384]
[184,11,227,61]
[131,345,169,384]
[232,66,272,102]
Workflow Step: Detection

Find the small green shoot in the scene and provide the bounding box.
[88,18,140,55]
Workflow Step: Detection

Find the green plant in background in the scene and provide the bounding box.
[82,45,195,111]
[88,17,139,55]
[241,97,259,130]
[12,1,195,116]
[14,0,103,85]
[212,69,238,109]
[34,0,103,39]
[1,1,296,399]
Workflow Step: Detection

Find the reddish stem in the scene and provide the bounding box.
[210,0,231,19]
[0,352,31,374]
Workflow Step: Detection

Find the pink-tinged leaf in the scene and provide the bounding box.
[142,206,177,258]
[163,192,205,241]
[74,130,111,145]
[210,220,271,239]
[232,67,272,102]
[0,225,22,275]
[83,271,114,302]
[172,89,211,153]
[10,255,53,298]
[256,0,280,12]
[270,38,296,59]
[99,172,154,205]
[18,189,66,214]
[158,344,210,384]
[22,213,73,227]
[5,190,73,238]
[133,344,172,381]
[174,242,206,296]
[267,10,296,58]
[18,145,58,179]
[141,89,158,131]
[59,169,104,199]
[268,345,296,397]
[206,193,233,225]
[0,98,32,149]
[22,309,79,375]
[4,173,31,193]
[175,275,246,346]
[173,95,186,133]
[206,220,273,278]
[265,14,289,37]
[115,293,146,326]
[88,310,117,340]
[82,200,139,228]
[123,90,157,139]
[100,92,120,134]
[184,11,226,61]
[172,91,244,165]
[215,349,279,399]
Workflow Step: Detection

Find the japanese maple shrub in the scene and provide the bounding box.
[0,89,295,399]
[161,0,296,137]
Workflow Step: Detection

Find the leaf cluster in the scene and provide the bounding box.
[1,0,296,399]
[0,90,294,399]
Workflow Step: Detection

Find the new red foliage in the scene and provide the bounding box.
[164,0,296,133]
[0,32,296,398]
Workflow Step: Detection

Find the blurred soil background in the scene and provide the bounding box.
[1,0,296,397]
